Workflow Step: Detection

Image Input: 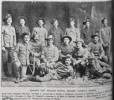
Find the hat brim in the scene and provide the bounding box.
[61,36,72,42]
[91,35,99,38]
[45,38,53,41]
[17,16,27,21]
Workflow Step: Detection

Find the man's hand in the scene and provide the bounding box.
[2,47,5,51]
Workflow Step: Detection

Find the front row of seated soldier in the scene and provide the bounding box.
[12,31,111,83]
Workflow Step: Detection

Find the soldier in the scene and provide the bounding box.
[100,17,111,63]
[30,55,74,82]
[59,35,74,60]
[13,32,32,83]
[41,35,59,72]
[15,16,30,43]
[32,18,48,46]
[72,39,89,81]
[88,32,111,77]
[81,18,95,45]
[29,33,43,75]
[49,18,64,49]
[2,14,16,76]
[65,17,80,45]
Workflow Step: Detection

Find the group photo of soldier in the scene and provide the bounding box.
[1,1,112,85]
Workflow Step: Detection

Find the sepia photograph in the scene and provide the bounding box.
[1,0,112,88]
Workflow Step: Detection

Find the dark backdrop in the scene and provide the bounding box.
[2,1,112,32]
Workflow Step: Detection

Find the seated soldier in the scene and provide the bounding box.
[86,53,112,79]
[13,33,33,83]
[29,33,43,75]
[88,32,111,70]
[72,39,89,81]
[59,35,74,61]
[40,35,59,74]
[87,32,112,79]
[30,55,74,82]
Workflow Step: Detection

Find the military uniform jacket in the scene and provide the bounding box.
[2,25,16,48]
[16,41,31,66]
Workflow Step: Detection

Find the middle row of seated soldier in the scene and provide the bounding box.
[12,31,111,83]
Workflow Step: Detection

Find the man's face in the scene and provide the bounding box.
[38,20,44,26]
[76,42,82,49]
[54,20,59,27]
[63,38,70,45]
[70,20,75,26]
[104,19,108,26]
[65,58,71,66]
[93,36,99,43]
[7,17,12,25]
[47,39,53,45]
[20,19,25,26]
[34,34,39,42]
[86,21,90,28]
[23,35,30,43]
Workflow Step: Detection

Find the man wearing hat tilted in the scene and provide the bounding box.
[59,35,74,60]
[15,16,30,43]
[72,38,89,81]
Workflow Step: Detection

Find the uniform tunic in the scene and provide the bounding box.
[65,27,80,42]
[15,25,30,42]
[60,44,74,57]
[49,27,64,48]
[81,27,93,45]
[42,45,59,62]
[100,26,111,46]
[29,40,43,62]
[88,42,104,57]
[15,42,31,66]
[32,27,48,46]
[2,25,16,48]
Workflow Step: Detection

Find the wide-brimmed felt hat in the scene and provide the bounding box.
[45,35,54,41]
[61,35,72,42]
[91,32,99,38]
[17,16,27,22]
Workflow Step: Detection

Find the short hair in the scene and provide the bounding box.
[51,18,58,25]
[36,18,45,26]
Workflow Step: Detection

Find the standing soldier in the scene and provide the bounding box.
[100,17,111,63]
[13,33,32,83]
[15,16,30,43]
[49,18,64,49]
[32,18,48,46]
[2,14,16,76]
[65,17,80,45]
[81,18,94,45]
